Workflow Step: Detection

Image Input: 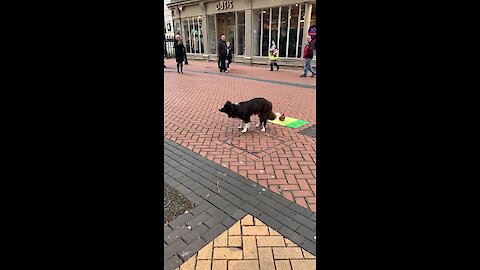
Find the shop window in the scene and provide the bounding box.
[270,7,279,54]
[297,4,306,58]
[237,11,245,55]
[252,10,261,56]
[198,17,204,54]
[182,19,190,53]
[279,6,289,57]
[309,4,317,59]
[226,13,235,54]
[207,15,216,54]
[190,18,197,53]
[261,8,270,56]
[288,5,299,58]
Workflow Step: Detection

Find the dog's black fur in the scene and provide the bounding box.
[218,98,276,130]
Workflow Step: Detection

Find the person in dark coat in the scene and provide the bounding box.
[217,34,227,73]
[174,34,187,73]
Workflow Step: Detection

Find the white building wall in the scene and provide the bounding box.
[164,0,174,36]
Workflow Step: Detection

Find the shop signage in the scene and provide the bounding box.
[216,1,233,10]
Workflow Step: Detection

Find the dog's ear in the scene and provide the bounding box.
[226,101,232,105]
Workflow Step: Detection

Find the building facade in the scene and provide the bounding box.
[167,0,316,67]
[164,0,174,36]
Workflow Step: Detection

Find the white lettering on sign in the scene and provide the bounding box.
[216,1,233,10]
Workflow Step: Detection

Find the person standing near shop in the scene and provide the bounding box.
[217,34,227,73]
[174,34,186,73]
[269,40,280,71]
[300,35,316,77]
[226,41,233,72]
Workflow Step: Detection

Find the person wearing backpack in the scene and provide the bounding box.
[300,35,316,77]
[269,40,280,71]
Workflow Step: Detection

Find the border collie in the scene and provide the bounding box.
[218,98,281,133]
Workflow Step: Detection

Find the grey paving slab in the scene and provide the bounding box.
[298,124,316,138]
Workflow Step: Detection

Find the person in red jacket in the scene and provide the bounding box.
[300,35,316,77]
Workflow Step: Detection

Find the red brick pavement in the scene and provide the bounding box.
[164,61,317,212]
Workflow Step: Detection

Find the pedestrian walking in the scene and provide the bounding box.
[226,41,233,72]
[174,34,186,73]
[300,35,316,77]
[217,34,227,73]
[269,40,279,71]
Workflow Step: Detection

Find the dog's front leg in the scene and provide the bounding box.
[241,122,250,133]
[238,120,244,129]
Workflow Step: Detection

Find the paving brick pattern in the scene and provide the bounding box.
[163,139,316,270]
[174,215,316,270]
[164,61,317,212]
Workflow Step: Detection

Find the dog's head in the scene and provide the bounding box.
[219,101,235,118]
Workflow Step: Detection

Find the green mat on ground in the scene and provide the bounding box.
[268,117,309,128]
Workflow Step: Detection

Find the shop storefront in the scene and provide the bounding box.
[167,0,316,67]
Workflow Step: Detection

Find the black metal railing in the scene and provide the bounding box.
[164,35,176,58]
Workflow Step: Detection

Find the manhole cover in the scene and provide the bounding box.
[221,131,286,156]
[299,125,316,138]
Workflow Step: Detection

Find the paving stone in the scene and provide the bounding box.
[164,224,173,235]
[186,212,211,229]
[179,254,197,269]
[278,226,306,247]
[275,260,293,270]
[206,206,222,216]
[168,213,194,229]
[221,204,238,216]
[195,259,212,270]
[296,225,316,242]
[272,247,304,259]
[164,238,187,260]
[274,213,301,231]
[179,237,207,261]
[212,260,227,270]
[258,247,275,270]
[239,203,262,217]
[242,236,258,259]
[196,241,213,260]
[293,213,316,231]
[228,221,241,236]
[300,239,317,256]
[290,259,316,270]
[256,236,286,247]
[272,203,296,218]
[221,216,236,228]
[230,208,247,220]
[213,247,243,259]
[181,224,209,244]
[190,202,214,216]
[204,211,229,228]
[255,193,277,208]
[201,223,228,243]
[164,255,183,270]
[228,260,260,270]
[165,225,191,245]
[256,202,280,218]
[288,202,314,218]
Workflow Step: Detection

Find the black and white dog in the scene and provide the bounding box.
[218,98,281,133]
